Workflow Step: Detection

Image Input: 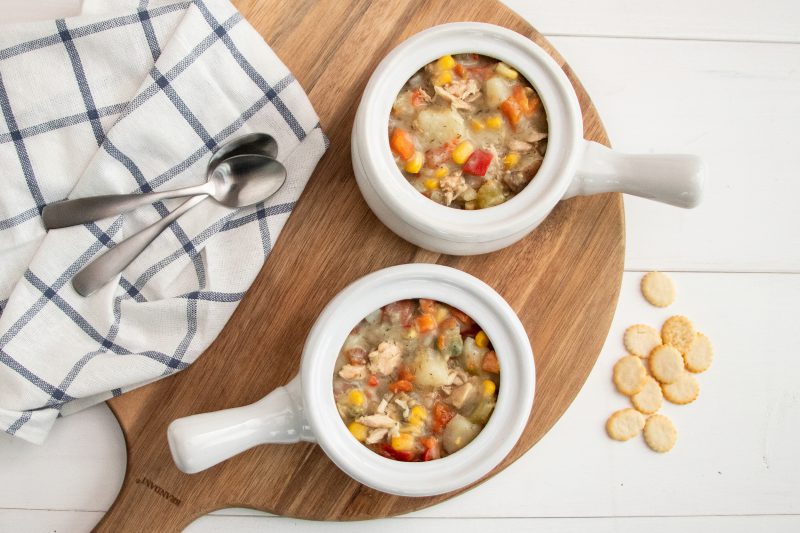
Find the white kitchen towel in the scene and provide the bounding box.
[0,0,327,444]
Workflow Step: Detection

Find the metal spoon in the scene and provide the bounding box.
[42,133,279,229]
[72,154,287,297]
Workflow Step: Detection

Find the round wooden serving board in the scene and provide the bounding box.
[96,0,625,530]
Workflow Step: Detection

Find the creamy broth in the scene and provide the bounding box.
[389,54,548,209]
[332,299,500,461]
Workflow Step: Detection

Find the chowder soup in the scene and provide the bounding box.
[389,54,548,209]
[333,299,500,461]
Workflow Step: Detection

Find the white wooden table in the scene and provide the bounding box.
[1,1,799,531]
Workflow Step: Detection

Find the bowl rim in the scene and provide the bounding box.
[352,22,584,243]
[300,263,535,497]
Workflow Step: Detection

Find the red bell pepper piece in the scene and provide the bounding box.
[462,149,493,176]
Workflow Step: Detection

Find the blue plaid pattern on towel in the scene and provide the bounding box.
[0,0,327,444]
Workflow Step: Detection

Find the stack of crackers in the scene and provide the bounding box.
[606,272,714,452]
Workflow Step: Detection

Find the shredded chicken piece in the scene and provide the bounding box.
[452,375,465,386]
[365,428,388,444]
[388,424,401,438]
[357,414,396,428]
[523,131,548,143]
[440,386,453,396]
[444,78,481,102]
[439,171,468,206]
[434,85,474,111]
[368,341,402,376]
[376,397,389,414]
[338,364,367,381]
[482,144,503,182]
[394,398,410,419]
[449,382,476,409]
[507,139,533,152]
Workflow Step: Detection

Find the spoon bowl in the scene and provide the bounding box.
[207,133,278,172]
[210,154,287,207]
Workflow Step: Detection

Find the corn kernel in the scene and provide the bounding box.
[503,152,520,169]
[486,115,503,129]
[475,330,489,348]
[348,421,368,442]
[482,379,496,397]
[404,327,418,339]
[404,151,423,174]
[391,432,416,451]
[452,141,474,165]
[469,118,484,132]
[408,405,427,426]
[424,178,439,190]
[495,62,518,80]
[434,166,449,179]
[434,70,452,86]
[435,305,449,322]
[348,389,365,406]
[437,55,456,71]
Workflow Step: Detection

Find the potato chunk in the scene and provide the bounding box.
[413,107,465,145]
[442,414,481,454]
[413,347,451,387]
[484,76,511,108]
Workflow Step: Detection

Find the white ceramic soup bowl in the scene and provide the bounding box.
[352,22,707,255]
[168,263,535,497]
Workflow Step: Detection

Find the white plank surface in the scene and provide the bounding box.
[506,0,800,43]
[548,37,800,272]
[1,1,799,532]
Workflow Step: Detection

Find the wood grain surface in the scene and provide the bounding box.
[95,0,625,530]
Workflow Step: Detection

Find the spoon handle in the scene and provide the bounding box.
[72,195,206,297]
[42,183,210,229]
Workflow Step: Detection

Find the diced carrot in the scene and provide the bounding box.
[419,298,436,315]
[389,379,413,393]
[390,128,415,160]
[500,98,521,129]
[436,334,446,351]
[528,96,540,115]
[420,436,437,450]
[454,63,466,78]
[368,375,379,387]
[414,313,437,333]
[482,350,500,373]
[421,436,440,461]
[398,366,415,382]
[432,401,455,433]
[511,85,536,116]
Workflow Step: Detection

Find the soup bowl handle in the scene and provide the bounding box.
[563,140,706,208]
[167,375,314,474]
